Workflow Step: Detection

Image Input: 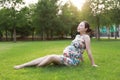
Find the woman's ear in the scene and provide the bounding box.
[85,28,88,32]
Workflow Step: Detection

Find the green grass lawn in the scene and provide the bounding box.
[0,39,120,80]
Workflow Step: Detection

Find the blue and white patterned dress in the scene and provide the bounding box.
[60,35,86,66]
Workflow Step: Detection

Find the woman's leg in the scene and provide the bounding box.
[37,54,61,67]
[14,55,50,69]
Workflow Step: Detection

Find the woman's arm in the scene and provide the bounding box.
[80,54,84,62]
[84,35,98,67]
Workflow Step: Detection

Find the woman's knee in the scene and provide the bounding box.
[44,55,56,61]
[49,54,58,59]
[46,54,61,63]
[51,55,61,63]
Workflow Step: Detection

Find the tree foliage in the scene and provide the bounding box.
[0,0,119,41]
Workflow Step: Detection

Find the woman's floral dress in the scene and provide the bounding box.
[61,35,86,66]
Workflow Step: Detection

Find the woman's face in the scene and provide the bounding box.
[77,22,87,33]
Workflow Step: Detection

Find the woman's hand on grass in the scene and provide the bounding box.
[92,64,98,67]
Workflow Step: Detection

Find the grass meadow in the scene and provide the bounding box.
[0,39,120,80]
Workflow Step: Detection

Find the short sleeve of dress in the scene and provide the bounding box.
[73,35,80,41]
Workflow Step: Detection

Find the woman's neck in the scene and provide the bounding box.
[80,32,86,36]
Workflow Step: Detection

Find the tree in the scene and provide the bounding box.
[15,7,31,39]
[58,1,80,39]
[0,8,11,41]
[81,0,96,29]
[109,0,120,39]
[90,0,120,39]
[34,0,59,40]
[90,0,106,39]
[28,4,37,41]
[0,0,24,42]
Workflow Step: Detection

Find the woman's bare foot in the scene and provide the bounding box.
[14,65,24,69]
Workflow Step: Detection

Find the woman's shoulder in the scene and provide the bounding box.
[75,34,80,39]
[83,34,90,40]
[83,34,90,38]
[75,34,89,39]
[75,34,90,41]
[76,34,80,37]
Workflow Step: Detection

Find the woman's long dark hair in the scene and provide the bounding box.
[83,21,92,33]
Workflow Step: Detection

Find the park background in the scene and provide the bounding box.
[0,0,120,42]
[0,0,120,80]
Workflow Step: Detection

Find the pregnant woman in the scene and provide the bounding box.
[14,21,98,69]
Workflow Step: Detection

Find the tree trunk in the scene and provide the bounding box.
[115,25,117,39]
[5,28,8,41]
[13,27,16,42]
[96,15,100,40]
[32,28,35,41]
[115,32,117,39]
[107,27,110,39]
[0,31,3,41]
[46,31,49,40]
[10,30,13,41]
[50,30,53,40]
[42,31,46,40]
